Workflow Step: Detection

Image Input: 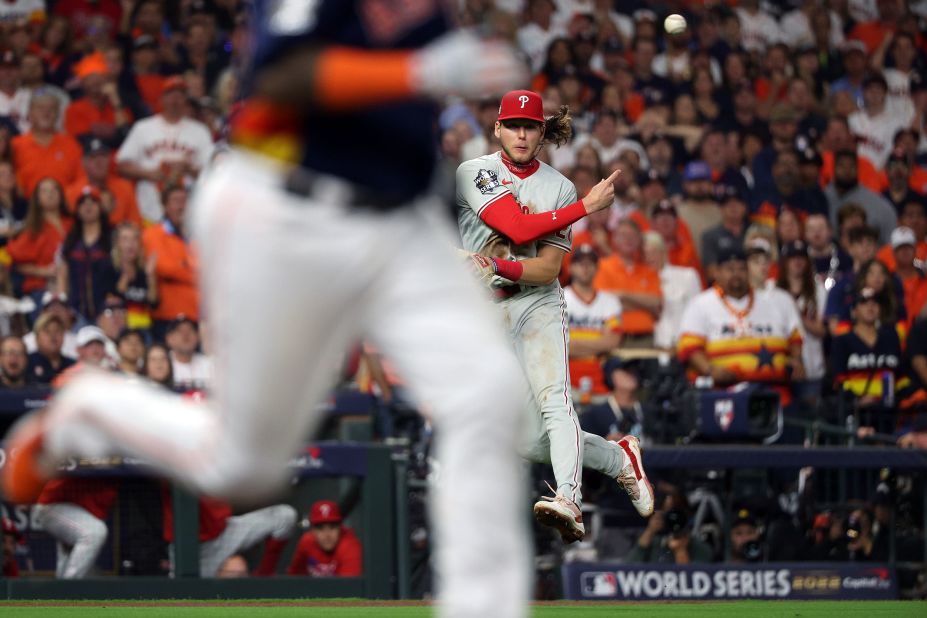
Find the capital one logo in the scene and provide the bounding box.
[519,95,530,108]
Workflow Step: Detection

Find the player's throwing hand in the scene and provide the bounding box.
[581,168,622,215]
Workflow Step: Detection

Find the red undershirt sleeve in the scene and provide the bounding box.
[480,193,586,245]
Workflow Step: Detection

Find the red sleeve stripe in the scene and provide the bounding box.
[475,190,513,217]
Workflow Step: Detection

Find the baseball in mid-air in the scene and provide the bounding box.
[664,13,687,35]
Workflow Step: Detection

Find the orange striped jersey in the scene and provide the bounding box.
[677,286,803,384]
[564,286,622,395]
[830,325,908,398]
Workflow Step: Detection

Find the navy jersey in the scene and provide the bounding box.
[830,325,903,399]
[244,0,450,204]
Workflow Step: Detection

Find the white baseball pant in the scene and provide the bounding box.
[41,150,531,618]
[182,504,297,577]
[32,503,108,579]
[504,289,626,507]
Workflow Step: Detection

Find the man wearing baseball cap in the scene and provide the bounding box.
[678,244,805,404]
[886,226,927,323]
[457,89,655,543]
[563,243,621,404]
[286,500,362,577]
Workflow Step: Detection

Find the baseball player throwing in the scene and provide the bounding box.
[457,90,654,543]
[3,3,533,616]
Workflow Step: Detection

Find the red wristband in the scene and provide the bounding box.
[492,257,524,282]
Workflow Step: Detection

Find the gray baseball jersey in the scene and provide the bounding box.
[457,152,575,279]
[457,151,595,507]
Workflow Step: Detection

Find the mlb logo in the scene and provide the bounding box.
[580,572,618,597]
[714,399,734,431]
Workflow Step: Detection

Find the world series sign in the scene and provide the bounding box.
[563,563,897,601]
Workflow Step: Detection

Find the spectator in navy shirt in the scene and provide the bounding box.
[58,186,112,322]
[26,313,75,384]
[804,213,853,292]
[580,357,642,442]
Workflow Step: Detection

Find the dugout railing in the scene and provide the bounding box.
[1,441,396,600]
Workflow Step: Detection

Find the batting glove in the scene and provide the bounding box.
[466,252,497,285]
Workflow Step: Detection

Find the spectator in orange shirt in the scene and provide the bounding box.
[64,51,132,146]
[886,227,927,326]
[65,137,142,226]
[6,177,70,298]
[819,117,885,193]
[649,199,703,282]
[877,199,927,271]
[130,34,164,115]
[848,1,901,54]
[142,184,198,340]
[11,91,83,197]
[594,219,662,348]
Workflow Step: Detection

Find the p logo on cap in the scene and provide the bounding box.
[498,90,544,123]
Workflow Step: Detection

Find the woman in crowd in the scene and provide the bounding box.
[31,15,75,87]
[531,37,574,93]
[776,241,827,406]
[856,259,905,329]
[142,342,173,390]
[101,222,157,333]
[57,188,112,323]
[777,208,803,249]
[573,143,604,178]
[6,177,70,304]
[691,65,720,124]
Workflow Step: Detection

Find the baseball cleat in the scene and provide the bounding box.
[533,482,585,544]
[614,435,654,517]
[1,411,53,504]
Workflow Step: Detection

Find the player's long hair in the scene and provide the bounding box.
[542,106,573,147]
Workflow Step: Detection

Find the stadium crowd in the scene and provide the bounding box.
[0,0,923,585]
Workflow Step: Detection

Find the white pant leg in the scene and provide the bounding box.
[44,152,372,502]
[365,205,529,618]
[33,504,108,579]
[55,542,68,579]
[520,430,624,479]
[510,291,584,506]
[199,505,297,577]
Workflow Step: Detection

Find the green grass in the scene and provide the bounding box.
[0,601,924,617]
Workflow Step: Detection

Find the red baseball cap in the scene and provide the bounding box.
[498,89,544,123]
[162,75,187,96]
[309,500,342,525]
